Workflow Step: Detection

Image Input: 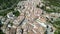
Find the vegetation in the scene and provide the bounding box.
[43,0,60,7]
[0,20,3,27]
[54,29,60,34]
[0,9,14,16]
[13,11,20,17]
[47,18,60,34]
[54,20,60,27]
[0,0,19,10]
[41,0,60,13]
[0,29,5,34]
[0,20,5,34]
[44,31,47,34]
[42,1,60,33]
[0,0,20,16]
